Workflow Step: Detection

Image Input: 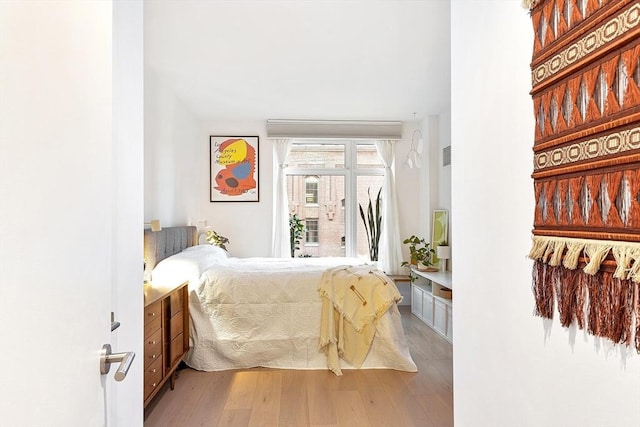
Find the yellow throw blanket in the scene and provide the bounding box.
[318,265,402,375]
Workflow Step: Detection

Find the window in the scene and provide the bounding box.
[305,219,318,244]
[285,140,384,258]
[305,176,319,204]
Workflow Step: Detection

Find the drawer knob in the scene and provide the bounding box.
[148,312,156,317]
[149,340,156,345]
[152,383,156,387]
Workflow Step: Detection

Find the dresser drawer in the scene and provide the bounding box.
[168,289,184,318]
[144,328,162,354]
[144,300,162,325]
[145,355,163,380]
[144,358,164,400]
[169,333,185,368]
[143,315,161,338]
[169,313,183,342]
[144,342,163,370]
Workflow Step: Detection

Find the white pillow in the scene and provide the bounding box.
[151,245,228,287]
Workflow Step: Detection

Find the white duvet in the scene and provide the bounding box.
[152,245,417,373]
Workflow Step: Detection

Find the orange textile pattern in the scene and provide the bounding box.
[527,0,640,352]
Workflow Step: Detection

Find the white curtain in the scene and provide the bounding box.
[375,140,404,274]
[271,138,292,257]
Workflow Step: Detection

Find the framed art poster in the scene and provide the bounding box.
[209,136,259,202]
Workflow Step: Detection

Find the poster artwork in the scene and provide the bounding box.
[209,136,259,202]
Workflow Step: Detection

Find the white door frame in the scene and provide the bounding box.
[111,1,144,425]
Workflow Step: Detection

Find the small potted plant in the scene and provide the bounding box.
[205,229,229,250]
[401,235,436,272]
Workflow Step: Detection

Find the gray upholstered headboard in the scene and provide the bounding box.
[144,226,198,276]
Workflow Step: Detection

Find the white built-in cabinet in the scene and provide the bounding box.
[410,269,453,342]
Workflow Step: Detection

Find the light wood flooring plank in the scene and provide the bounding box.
[416,392,454,427]
[278,370,310,427]
[224,371,260,410]
[247,370,282,427]
[354,370,404,426]
[332,390,371,427]
[216,408,251,427]
[306,370,339,426]
[375,369,433,427]
[184,370,234,426]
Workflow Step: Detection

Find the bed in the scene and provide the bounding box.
[144,226,417,375]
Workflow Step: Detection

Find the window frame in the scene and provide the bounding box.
[304,176,319,205]
[305,218,319,245]
[285,139,384,258]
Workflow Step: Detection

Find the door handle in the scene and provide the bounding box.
[100,344,135,381]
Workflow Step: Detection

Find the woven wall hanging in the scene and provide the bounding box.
[525,0,640,352]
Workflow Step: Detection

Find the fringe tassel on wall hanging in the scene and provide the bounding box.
[529,237,640,352]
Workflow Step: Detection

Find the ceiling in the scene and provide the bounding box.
[144,1,451,122]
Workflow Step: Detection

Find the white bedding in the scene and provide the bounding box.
[151,246,417,373]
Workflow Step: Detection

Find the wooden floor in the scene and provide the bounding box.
[144,305,453,427]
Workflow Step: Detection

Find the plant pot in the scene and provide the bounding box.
[417,262,438,272]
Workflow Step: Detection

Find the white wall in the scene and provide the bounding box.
[402,121,436,252]
[144,70,201,227]
[422,113,452,254]
[451,2,640,427]
[437,112,452,222]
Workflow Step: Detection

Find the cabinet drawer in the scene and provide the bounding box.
[411,285,423,318]
[144,355,163,381]
[422,292,434,326]
[144,343,163,370]
[144,301,162,325]
[169,313,183,342]
[144,315,161,338]
[168,289,184,318]
[144,328,162,354]
[144,358,164,400]
[169,333,186,368]
[434,299,447,335]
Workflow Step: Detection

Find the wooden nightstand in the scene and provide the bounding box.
[143,281,189,407]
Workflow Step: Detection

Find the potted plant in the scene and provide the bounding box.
[205,229,229,250]
[359,187,382,261]
[401,235,436,272]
